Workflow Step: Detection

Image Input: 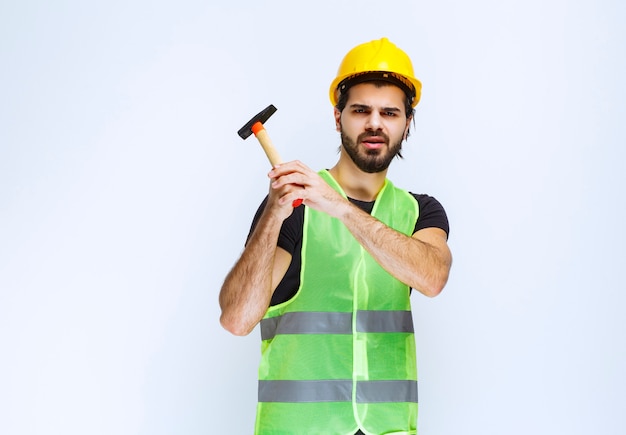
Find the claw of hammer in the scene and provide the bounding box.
[237,104,282,167]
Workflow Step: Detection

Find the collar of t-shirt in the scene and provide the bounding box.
[348,197,375,214]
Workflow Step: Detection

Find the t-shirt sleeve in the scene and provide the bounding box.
[247,196,304,306]
[246,196,268,244]
[247,195,303,255]
[412,193,450,238]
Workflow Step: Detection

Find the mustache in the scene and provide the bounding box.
[358,131,389,143]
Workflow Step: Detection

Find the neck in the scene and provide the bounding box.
[328,151,388,202]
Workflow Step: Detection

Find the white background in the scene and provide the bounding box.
[1,1,625,434]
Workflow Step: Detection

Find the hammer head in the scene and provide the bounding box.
[237,104,278,140]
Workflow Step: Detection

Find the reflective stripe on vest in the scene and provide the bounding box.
[259,379,418,403]
[260,310,414,340]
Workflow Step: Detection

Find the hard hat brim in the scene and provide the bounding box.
[330,71,422,108]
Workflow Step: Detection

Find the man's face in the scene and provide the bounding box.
[335,82,411,173]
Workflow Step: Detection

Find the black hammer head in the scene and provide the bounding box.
[237,104,278,140]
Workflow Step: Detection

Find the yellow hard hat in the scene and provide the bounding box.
[329,37,422,108]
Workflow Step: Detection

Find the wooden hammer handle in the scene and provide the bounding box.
[252,123,303,208]
[254,127,283,167]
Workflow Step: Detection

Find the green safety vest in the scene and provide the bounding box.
[255,170,420,435]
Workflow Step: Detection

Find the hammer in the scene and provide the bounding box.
[238,104,302,207]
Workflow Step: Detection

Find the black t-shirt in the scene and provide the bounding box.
[248,193,449,306]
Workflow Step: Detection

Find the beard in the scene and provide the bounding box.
[340,130,404,173]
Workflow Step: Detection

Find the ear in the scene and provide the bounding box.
[403,114,413,140]
[334,107,342,132]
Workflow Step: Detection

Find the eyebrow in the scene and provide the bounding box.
[349,103,402,113]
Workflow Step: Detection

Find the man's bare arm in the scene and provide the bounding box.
[219,205,292,336]
[339,203,451,296]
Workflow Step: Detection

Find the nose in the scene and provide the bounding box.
[365,111,382,131]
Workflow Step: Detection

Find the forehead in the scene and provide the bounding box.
[345,82,407,111]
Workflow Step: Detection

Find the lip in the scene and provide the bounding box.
[361,137,386,150]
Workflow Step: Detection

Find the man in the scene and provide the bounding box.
[220,37,452,435]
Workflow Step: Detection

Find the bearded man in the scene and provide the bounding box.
[219,37,452,435]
